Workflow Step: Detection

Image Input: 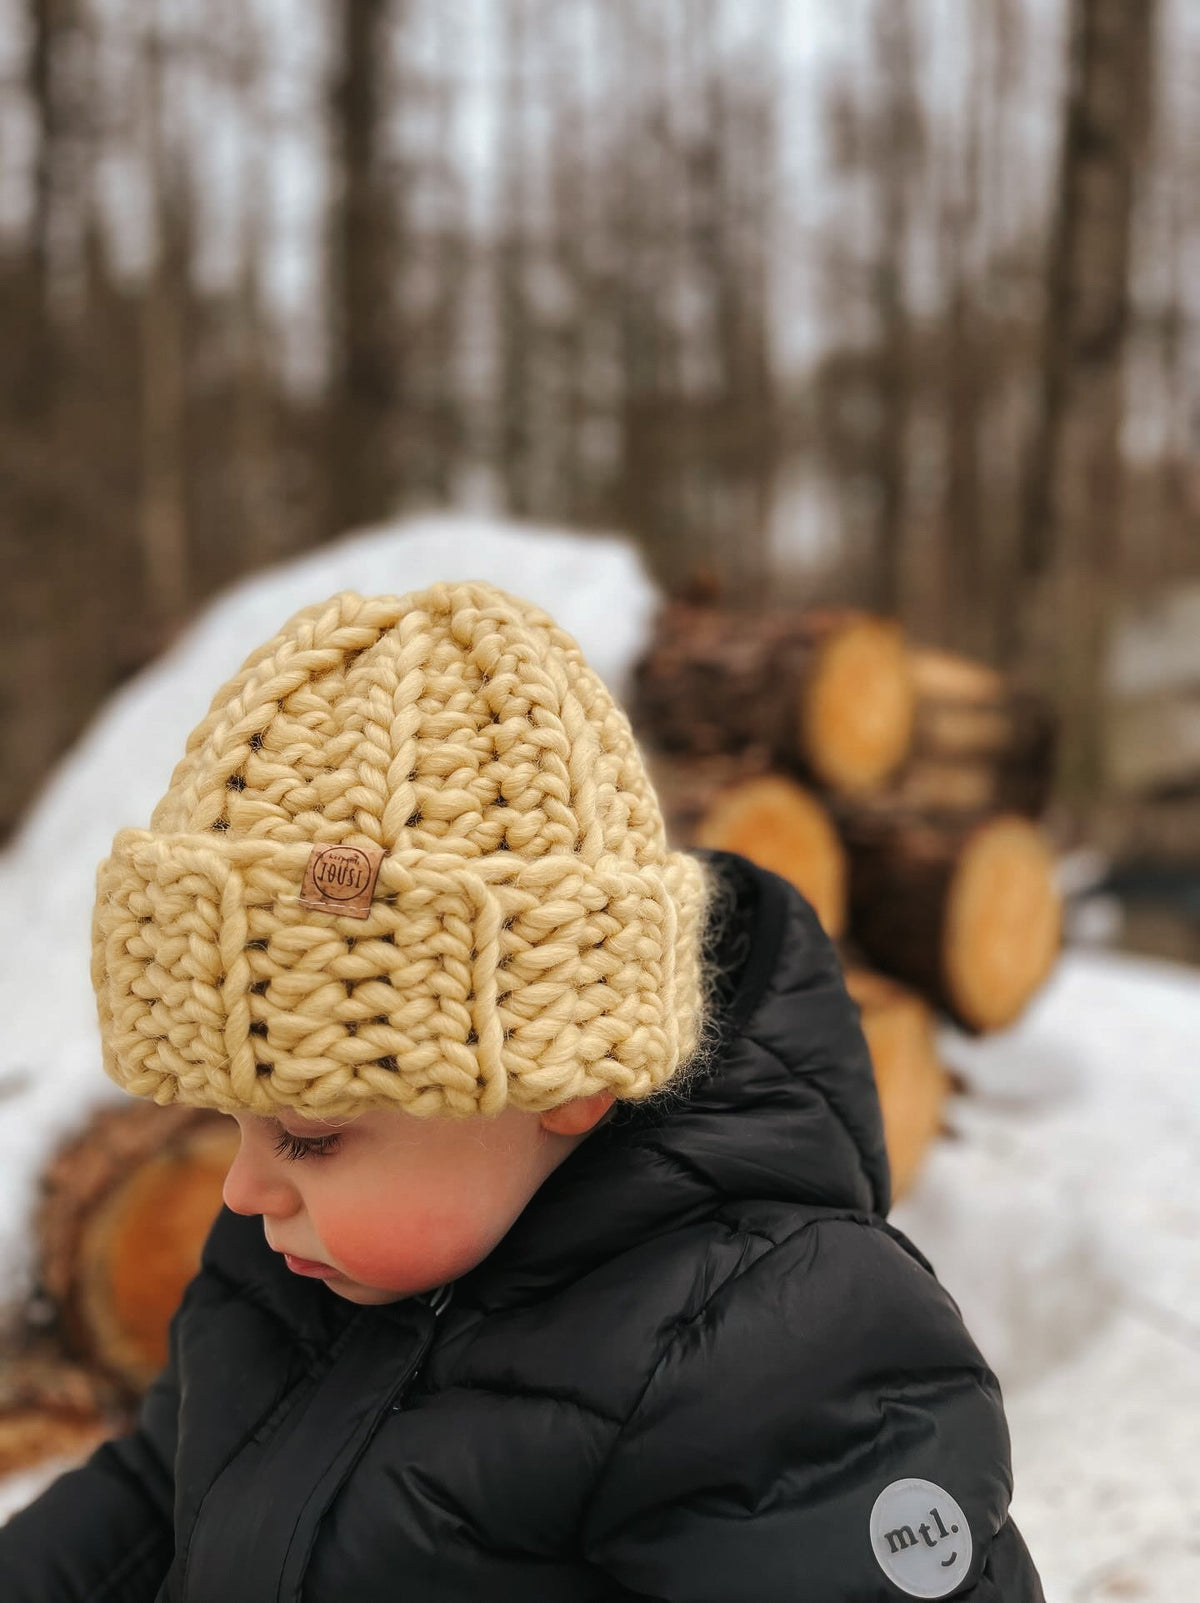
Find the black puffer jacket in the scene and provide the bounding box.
[0,851,1044,1602]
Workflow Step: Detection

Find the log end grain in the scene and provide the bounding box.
[901,645,1059,819]
[842,807,1063,1033]
[945,816,1064,1032]
[36,1106,237,1392]
[908,646,1010,702]
[81,1124,239,1389]
[800,615,915,793]
[693,773,848,939]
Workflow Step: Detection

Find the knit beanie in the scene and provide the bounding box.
[92,582,711,1121]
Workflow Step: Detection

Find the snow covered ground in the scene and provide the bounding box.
[892,951,1200,1602]
[2,515,1197,1597]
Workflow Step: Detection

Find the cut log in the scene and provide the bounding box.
[648,753,847,938]
[0,1354,121,1479]
[630,601,915,793]
[694,775,848,941]
[648,748,775,843]
[36,1104,237,1392]
[839,809,1063,1032]
[0,1405,111,1482]
[844,967,949,1201]
[879,647,1059,818]
[801,611,916,793]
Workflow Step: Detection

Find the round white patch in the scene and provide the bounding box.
[869,1478,973,1598]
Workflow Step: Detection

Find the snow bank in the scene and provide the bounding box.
[902,948,1200,1346]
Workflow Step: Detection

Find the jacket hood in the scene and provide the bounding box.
[453,850,891,1313]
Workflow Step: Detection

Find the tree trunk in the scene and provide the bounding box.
[1014,0,1159,805]
[327,0,401,533]
[870,0,920,618]
[139,11,189,627]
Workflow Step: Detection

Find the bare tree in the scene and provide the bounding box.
[138,6,189,626]
[1015,0,1159,801]
[221,0,287,566]
[607,1,685,581]
[870,0,921,619]
[327,0,404,533]
[494,0,537,517]
[683,0,781,601]
[545,1,596,525]
[409,1,471,505]
[812,0,923,618]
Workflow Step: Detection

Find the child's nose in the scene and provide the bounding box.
[222,1138,300,1220]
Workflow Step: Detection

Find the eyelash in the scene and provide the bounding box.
[272,1131,341,1163]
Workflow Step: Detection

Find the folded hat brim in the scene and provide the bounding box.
[93,830,709,1120]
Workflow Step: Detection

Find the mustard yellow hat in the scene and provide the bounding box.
[92,582,710,1120]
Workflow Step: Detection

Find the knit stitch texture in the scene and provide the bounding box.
[92,582,710,1119]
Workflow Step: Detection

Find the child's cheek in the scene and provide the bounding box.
[314,1194,474,1290]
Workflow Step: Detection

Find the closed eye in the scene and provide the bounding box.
[272,1130,341,1162]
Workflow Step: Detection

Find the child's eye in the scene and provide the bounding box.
[272,1130,341,1163]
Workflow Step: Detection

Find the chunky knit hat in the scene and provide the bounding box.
[92,582,711,1120]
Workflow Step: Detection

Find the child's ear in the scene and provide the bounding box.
[539,1090,615,1137]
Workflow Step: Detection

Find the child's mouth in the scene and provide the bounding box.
[281,1252,337,1278]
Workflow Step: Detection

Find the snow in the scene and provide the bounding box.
[891,949,1200,1603]
[0,513,658,1316]
[2,513,1198,1598]
[0,1454,89,1528]
[1003,1308,1200,1602]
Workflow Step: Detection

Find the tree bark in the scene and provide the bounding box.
[1014,0,1159,804]
[327,0,402,533]
[630,601,914,793]
[139,9,189,626]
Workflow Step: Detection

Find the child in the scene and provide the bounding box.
[0,581,1044,1601]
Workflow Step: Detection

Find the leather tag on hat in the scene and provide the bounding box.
[299,842,386,919]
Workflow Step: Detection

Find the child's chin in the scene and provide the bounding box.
[324,1277,412,1306]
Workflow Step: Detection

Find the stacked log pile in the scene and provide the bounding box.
[632,598,1064,1198]
[0,1105,236,1479]
[0,598,1064,1484]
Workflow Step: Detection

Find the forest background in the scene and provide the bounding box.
[0,0,1193,880]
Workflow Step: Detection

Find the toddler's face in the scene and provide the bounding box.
[221,1092,614,1304]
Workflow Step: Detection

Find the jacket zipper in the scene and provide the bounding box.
[392,1282,454,1409]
